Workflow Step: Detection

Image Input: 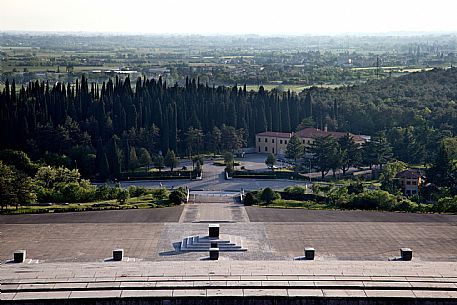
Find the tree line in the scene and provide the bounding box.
[1,68,457,178]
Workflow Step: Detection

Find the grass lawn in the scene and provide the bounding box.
[258,199,330,210]
[213,161,241,166]
[0,195,174,215]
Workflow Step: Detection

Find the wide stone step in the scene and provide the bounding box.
[180,235,245,252]
[3,277,457,301]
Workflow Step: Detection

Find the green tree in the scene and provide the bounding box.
[260,187,280,204]
[164,150,179,172]
[108,136,121,178]
[223,151,235,173]
[99,153,110,179]
[154,155,165,172]
[207,126,222,154]
[296,117,315,131]
[128,146,139,171]
[169,187,187,205]
[0,161,16,210]
[338,134,361,175]
[362,133,392,169]
[185,127,204,157]
[308,136,340,179]
[0,149,38,176]
[265,153,276,171]
[35,166,81,188]
[138,148,152,170]
[116,189,129,204]
[427,144,456,191]
[223,151,234,167]
[221,124,245,152]
[380,160,408,194]
[285,135,304,164]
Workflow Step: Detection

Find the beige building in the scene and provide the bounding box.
[255,131,292,155]
[396,169,423,196]
[255,128,366,155]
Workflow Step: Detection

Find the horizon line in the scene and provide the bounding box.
[2,30,457,37]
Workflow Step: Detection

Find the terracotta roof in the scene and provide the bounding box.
[294,128,365,141]
[396,169,422,179]
[294,128,329,138]
[256,131,292,138]
[256,128,366,142]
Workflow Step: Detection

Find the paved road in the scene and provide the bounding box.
[117,155,311,191]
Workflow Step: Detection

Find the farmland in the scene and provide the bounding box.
[1,34,456,89]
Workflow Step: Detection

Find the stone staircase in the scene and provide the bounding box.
[180,234,247,252]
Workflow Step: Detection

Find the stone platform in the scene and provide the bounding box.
[2,195,457,303]
[1,260,457,303]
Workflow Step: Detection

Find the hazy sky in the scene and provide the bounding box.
[1,0,456,35]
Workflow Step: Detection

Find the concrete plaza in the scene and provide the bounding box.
[2,194,457,302]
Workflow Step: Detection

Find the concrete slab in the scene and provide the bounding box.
[120,290,173,298]
[206,288,244,297]
[69,290,122,299]
[364,289,416,298]
[322,289,367,297]
[13,291,71,300]
[287,289,324,297]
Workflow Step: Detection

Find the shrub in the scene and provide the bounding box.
[284,185,307,195]
[435,196,457,213]
[260,187,280,205]
[150,188,169,200]
[395,197,419,212]
[116,189,130,204]
[128,186,148,197]
[169,187,187,205]
[347,181,364,194]
[348,190,397,211]
[243,192,258,206]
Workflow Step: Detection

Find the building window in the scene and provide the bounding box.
[265,138,267,143]
[258,138,261,142]
[265,147,268,152]
[280,140,283,144]
[308,140,311,144]
[258,147,261,152]
[272,139,275,143]
[406,181,411,185]
[285,140,287,144]
[272,148,275,153]
[303,140,305,144]
[412,190,417,194]
[412,181,417,185]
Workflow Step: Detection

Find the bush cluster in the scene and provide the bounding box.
[169,187,188,205]
[245,185,456,214]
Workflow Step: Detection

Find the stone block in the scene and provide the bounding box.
[209,224,220,238]
[113,249,124,261]
[14,250,26,263]
[304,247,315,260]
[209,247,219,260]
[400,248,412,261]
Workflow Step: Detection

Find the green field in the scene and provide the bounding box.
[244,84,343,92]
[1,194,174,215]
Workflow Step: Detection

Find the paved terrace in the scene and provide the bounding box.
[2,261,457,302]
[2,194,457,302]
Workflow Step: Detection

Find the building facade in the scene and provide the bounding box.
[255,128,366,155]
[396,169,423,196]
[255,132,292,155]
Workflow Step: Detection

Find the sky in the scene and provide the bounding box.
[1,0,457,35]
